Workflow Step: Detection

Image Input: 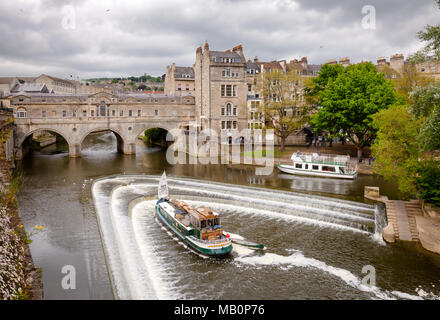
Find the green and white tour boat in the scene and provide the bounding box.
[277,152,358,180]
[154,172,232,257]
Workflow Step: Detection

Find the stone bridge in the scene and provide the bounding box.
[10,92,196,159]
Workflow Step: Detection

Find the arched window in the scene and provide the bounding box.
[98,101,107,117]
[226,103,232,116]
[17,107,27,118]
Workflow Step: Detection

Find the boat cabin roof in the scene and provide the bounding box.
[291,153,350,166]
[169,199,219,221]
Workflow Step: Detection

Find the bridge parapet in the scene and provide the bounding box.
[10,92,196,158]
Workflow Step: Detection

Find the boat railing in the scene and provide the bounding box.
[192,235,230,244]
[292,153,351,166]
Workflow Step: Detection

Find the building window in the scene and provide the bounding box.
[62,110,67,118]
[99,103,106,117]
[72,110,77,117]
[233,121,237,129]
[138,109,141,117]
[83,110,87,117]
[233,107,237,116]
[221,107,225,116]
[155,110,158,116]
[17,108,27,118]
[248,84,252,92]
[178,84,182,91]
[120,110,123,117]
[91,110,95,117]
[128,110,133,117]
[112,110,115,116]
[42,110,46,117]
[221,121,225,129]
[227,121,232,129]
[186,84,189,91]
[222,69,231,77]
[226,103,232,115]
[221,84,237,97]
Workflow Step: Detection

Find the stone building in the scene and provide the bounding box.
[375,53,440,81]
[193,43,248,142]
[164,63,195,96]
[34,74,78,94]
[165,44,322,146]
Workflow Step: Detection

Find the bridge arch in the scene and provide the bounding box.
[17,127,72,159]
[133,125,177,149]
[79,127,129,155]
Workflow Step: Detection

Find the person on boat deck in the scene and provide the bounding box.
[296,150,301,156]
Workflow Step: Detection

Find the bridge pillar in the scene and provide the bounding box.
[123,142,136,155]
[69,144,81,158]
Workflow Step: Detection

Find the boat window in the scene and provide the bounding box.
[295,163,302,169]
[322,166,336,172]
[305,164,309,170]
[312,165,319,170]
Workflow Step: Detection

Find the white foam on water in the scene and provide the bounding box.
[109,182,372,232]
[185,199,370,235]
[235,250,435,300]
[92,176,423,300]
[92,179,134,299]
[232,244,255,257]
[109,186,158,299]
[131,201,181,299]
[391,290,423,300]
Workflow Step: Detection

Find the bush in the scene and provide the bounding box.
[416,160,440,207]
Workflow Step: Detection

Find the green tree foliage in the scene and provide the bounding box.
[416,160,440,206]
[306,63,344,97]
[410,83,440,151]
[143,128,167,146]
[372,105,424,197]
[409,0,440,62]
[392,64,434,102]
[418,107,440,151]
[410,83,440,117]
[310,62,399,158]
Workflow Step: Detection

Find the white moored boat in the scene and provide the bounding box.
[276,152,358,180]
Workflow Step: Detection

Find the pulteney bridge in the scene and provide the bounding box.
[10,92,195,159]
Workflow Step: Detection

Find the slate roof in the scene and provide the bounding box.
[210,50,245,63]
[174,66,194,78]
[11,83,50,93]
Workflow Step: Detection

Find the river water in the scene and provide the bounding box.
[17,132,440,300]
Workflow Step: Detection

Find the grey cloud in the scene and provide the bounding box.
[0,0,438,78]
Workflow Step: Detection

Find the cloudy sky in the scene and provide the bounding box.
[0,0,438,79]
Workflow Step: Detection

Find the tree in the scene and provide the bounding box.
[310,62,399,158]
[371,105,424,197]
[409,0,440,62]
[418,107,440,151]
[306,63,344,97]
[257,68,311,151]
[409,83,440,151]
[392,64,434,102]
[416,160,440,206]
[410,83,440,117]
